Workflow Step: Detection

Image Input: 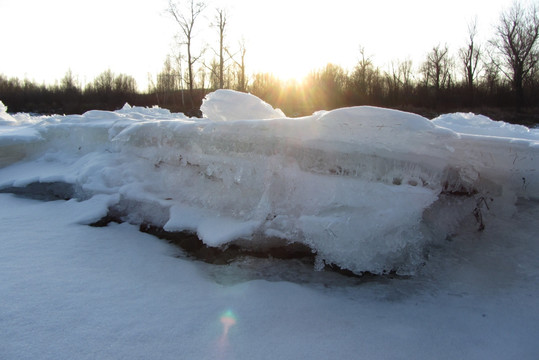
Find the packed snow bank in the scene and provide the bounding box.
[0,90,538,274]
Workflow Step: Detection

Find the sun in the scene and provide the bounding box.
[245,28,337,83]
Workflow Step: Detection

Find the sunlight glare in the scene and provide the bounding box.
[0,0,516,90]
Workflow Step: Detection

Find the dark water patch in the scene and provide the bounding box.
[139,223,316,266]
[323,263,410,280]
[89,214,123,227]
[138,222,409,285]
[0,182,81,201]
[83,209,415,285]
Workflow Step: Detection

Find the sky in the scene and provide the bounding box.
[0,0,523,91]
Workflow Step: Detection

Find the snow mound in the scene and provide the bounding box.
[0,93,538,274]
[201,89,285,121]
[433,112,539,141]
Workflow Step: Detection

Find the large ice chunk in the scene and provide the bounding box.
[201,89,285,121]
[0,92,538,274]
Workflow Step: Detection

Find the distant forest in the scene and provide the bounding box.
[1,1,538,125]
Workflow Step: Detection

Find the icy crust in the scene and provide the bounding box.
[0,90,538,274]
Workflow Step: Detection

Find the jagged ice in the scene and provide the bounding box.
[0,90,537,274]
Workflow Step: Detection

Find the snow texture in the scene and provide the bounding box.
[0,90,538,275]
[1,188,539,360]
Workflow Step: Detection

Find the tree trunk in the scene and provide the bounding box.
[187,39,194,109]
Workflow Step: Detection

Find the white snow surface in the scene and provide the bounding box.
[1,193,538,360]
[1,90,539,359]
[0,89,538,275]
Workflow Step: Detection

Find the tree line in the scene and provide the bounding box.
[1,1,538,125]
[0,69,142,115]
[248,2,539,124]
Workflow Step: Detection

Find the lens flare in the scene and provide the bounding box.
[220,310,237,337]
[215,310,237,359]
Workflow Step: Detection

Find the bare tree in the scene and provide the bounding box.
[385,58,414,104]
[490,1,539,106]
[204,8,232,90]
[482,49,503,96]
[459,18,482,93]
[170,51,186,107]
[214,8,227,89]
[206,58,220,89]
[350,47,374,96]
[155,56,181,106]
[113,74,137,95]
[398,58,414,91]
[386,61,401,101]
[226,39,248,92]
[197,65,207,90]
[89,69,114,96]
[347,46,384,104]
[60,69,80,93]
[168,0,207,108]
[421,44,453,92]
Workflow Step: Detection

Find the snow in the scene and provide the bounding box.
[433,112,539,140]
[1,193,539,359]
[1,90,539,358]
[201,89,285,121]
[0,101,15,125]
[1,90,538,274]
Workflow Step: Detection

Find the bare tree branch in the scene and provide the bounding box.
[459,17,483,92]
[489,1,539,106]
[168,0,207,108]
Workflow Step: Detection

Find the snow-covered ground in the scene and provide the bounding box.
[1,90,538,359]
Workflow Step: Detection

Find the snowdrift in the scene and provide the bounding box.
[0,92,538,274]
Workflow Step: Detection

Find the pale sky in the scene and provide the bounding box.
[0,0,521,90]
